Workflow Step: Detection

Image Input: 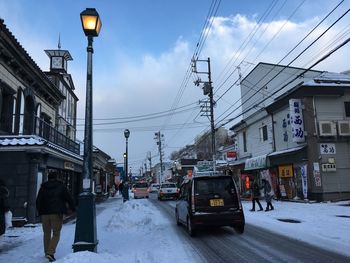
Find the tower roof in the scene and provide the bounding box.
[44,49,73,61]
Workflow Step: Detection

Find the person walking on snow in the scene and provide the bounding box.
[36,171,75,262]
[0,179,10,236]
[262,179,274,211]
[250,180,263,211]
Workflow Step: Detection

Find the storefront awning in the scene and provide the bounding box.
[244,154,268,171]
[268,145,306,157]
[227,156,251,167]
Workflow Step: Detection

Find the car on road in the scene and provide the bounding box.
[158,183,179,200]
[148,183,160,193]
[175,172,245,236]
[133,182,149,199]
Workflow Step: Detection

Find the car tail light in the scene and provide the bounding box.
[234,184,242,209]
[191,195,195,213]
[191,184,195,213]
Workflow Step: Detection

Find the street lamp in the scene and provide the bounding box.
[123,129,130,201]
[73,8,101,253]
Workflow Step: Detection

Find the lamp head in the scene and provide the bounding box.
[124,129,130,139]
[80,8,102,37]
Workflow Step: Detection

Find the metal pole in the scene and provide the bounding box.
[73,35,98,252]
[125,137,128,183]
[83,36,94,191]
[207,58,216,172]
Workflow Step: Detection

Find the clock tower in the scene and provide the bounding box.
[45,42,73,72]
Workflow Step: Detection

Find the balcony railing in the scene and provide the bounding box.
[0,114,80,155]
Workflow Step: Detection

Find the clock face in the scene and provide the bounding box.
[52,57,63,69]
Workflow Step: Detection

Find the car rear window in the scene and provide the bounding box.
[161,183,176,188]
[194,177,236,196]
[135,183,148,188]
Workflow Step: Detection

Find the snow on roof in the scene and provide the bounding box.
[304,71,350,87]
[268,145,306,157]
[0,135,82,160]
[0,135,45,146]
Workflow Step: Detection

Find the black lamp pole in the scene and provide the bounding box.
[73,8,101,253]
[124,129,130,201]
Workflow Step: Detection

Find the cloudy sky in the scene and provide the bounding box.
[0,0,349,173]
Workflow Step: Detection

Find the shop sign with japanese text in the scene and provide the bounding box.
[245,155,267,170]
[289,99,305,142]
[278,164,293,178]
[320,143,336,154]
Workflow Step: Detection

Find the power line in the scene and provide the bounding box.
[214,3,348,127]
[77,105,199,126]
[160,0,222,132]
[219,35,350,128]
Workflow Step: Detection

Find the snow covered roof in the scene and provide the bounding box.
[304,71,350,87]
[268,145,306,157]
[0,135,45,146]
[0,135,82,160]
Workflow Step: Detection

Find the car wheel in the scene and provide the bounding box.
[175,209,180,226]
[187,216,195,237]
[233,224,245,234]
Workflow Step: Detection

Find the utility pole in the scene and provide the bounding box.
[147,151,152,182]
[154,131,164,183]
[192,57,216,172]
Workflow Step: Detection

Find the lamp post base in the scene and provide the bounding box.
[72,192,98,252]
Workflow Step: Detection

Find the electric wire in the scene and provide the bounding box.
[214,3,349,128]
[184,3,349,151]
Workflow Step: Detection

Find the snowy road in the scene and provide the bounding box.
[149,195,350,263]
[1,194,349,263]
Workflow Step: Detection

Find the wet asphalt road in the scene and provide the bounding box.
[148,194,350,263]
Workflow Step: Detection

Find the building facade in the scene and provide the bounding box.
[230,62,350,201]
[0,19,82,223]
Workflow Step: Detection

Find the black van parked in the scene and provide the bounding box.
[175,172,245,236]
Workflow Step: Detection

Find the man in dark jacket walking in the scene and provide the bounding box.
[262,179,274,211]
[250,180,263,211]
[36,171,75,262]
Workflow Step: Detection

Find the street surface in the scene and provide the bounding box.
[149,192,350,263]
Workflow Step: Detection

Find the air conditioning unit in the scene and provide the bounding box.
[338,121,350,136]
[319,121,336,136]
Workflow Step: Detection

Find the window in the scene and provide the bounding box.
[243,131,247,152]
[260,125,268,142]
[345,102,350,117]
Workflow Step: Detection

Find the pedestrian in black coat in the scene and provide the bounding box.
[36,171,75,262]
[262,179,274,211]
[0,179,10,236]
[250,180,263,211]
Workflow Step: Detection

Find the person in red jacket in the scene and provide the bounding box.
[36,171,75,262]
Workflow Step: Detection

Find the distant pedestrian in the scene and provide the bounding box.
[36,171,75,262]
[250,180,263,211]
[262,179,274,211]
[0,179,10,236]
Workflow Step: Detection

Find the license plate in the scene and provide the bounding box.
[210,199,224,206]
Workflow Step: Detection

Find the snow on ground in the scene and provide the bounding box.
[0,193,349,263]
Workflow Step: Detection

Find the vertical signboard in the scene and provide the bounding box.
[301,164,308,199]
[289,99,305,142]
